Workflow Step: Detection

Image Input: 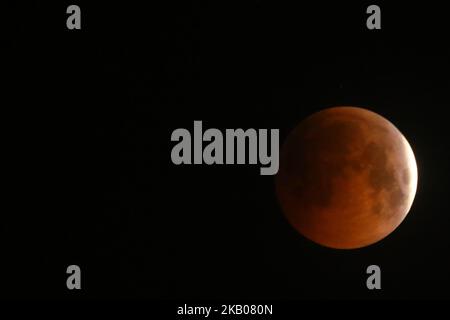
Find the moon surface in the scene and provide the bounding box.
[275,107,418,249]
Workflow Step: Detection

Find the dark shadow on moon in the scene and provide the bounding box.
[364,142,407,218]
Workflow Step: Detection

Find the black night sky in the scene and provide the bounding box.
[6,1,450,303]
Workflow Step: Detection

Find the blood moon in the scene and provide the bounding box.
[275,107,418,249]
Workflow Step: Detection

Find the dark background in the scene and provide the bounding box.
[5,1,449,300]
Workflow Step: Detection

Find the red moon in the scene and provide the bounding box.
[275,107,418,249]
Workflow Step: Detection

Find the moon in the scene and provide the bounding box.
[275,107,418,249]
